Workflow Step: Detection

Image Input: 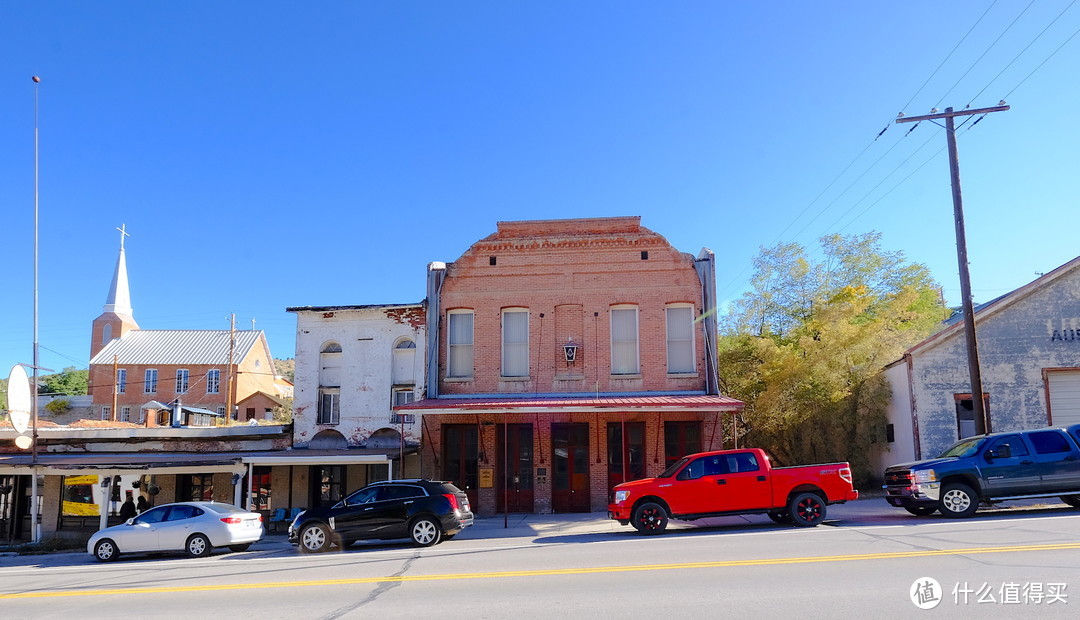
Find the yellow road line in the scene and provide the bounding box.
[3,541,1079,600]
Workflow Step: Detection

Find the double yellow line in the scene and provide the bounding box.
[4,542,1079,599]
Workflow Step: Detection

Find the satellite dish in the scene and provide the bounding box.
[6,365,32,434]
[14,435,33,450]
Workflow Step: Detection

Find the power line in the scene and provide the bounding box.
[934,0,1037,108]
[1003,20,1080,99]
[965,0,1078,106]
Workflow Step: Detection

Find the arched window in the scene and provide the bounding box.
[102,323,112,344]
[665,303,695,374]
[447,310,474,379]
[610,305,640,375]
[319,342,343,387]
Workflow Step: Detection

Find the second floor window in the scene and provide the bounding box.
[666,305,695,373]
[317,388,341,425]
[502,308,529,377]
[447,310,474,378]
[176,369,190,394]
[610,306,640,375]
[116,368,127,394]
[207,369,220,394]
[144,369,158,393]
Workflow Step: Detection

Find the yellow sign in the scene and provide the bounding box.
[479,467,494,488]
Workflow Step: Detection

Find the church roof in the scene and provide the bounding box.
[89,330,266,366]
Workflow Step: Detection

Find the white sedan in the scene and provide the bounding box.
[88,501,264,561]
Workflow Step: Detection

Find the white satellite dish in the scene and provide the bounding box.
[6,364,32,434]
[14,435,33,450]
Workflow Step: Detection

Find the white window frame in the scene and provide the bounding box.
[144,369,158,393]
[447,310,474,379]
[116,368,127,394]
[501,308,529,378]
[393,389,415,407]
[317,388,341,425]
[100,406,111,421]
[176,369,190,394]
[207,369,220,394]
[665,304,696,374]
[120,406,131,422]
[610,305,640,375]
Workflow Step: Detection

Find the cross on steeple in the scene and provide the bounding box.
[116,223,131,251]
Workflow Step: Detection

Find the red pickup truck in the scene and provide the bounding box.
[608,448,859,533]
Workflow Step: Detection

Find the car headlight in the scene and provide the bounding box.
[913,469,937,484]
[614,490,630,504]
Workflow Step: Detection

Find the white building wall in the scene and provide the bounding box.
[873,360,917,472]
[292,306,426,448]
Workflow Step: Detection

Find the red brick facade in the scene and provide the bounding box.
[409,217,742,514]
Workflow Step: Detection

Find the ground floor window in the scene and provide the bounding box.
[179,473,215,502]
[664,421,702,467]
[607,422,645,489]
[954,393,991,439]
[249,466,272,511]
[312,465,344,509]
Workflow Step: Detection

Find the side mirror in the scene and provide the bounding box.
[125,518,135,525]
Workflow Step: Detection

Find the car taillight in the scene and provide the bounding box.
[443,493,460,511]
[839,467,853,484]
[220,517,243,524]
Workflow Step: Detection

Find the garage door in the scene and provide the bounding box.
[1048,370,1080,426]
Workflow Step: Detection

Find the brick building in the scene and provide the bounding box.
[87,235,281,424]
[874,255,1080,471]
[398,217,743,514]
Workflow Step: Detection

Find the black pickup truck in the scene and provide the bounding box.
[884,424,1080,518]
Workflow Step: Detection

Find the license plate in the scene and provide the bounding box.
[245,520,259,528]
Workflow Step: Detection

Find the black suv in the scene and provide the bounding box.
[288,479,474,552]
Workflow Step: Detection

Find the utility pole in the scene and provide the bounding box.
[227,314,237,423]
[896,103,1009,436]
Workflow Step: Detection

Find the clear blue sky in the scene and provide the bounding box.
[2,2,1078,377]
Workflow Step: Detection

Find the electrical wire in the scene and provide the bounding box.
[1002,20,1080,99]
[965,0,1078,107]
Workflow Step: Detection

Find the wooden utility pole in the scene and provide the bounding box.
[896,103,1009,436]
[226,313,237,424]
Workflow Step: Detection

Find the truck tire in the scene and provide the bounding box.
[788,492,826,527]
[1060,495,1080,508]
[631,502,669,534]
[903,504,937,517]
[938,483,978,518]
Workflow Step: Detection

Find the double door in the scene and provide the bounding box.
[552,423,591,512]
[497,424,534,513]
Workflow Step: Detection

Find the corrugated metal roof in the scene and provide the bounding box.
[396,394,744,412]
[89,330,265,365]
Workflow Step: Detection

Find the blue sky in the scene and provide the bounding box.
[2,1,1078,377]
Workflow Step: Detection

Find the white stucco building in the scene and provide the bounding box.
[287,304,427,469]
[874,256,1080,472]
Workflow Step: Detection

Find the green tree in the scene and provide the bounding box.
[45,398,72,416]
[718,233,947,484]
[38,366,89,396]
[273,358,295,383]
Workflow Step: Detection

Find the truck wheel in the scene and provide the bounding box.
[788,492,826,527]
[767,510,793,524]
[903,504,937,517]
[1060,495,1080,508]
[631,502,668,534]
[939,483,978,518]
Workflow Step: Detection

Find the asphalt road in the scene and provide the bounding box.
[1,499,1078,619]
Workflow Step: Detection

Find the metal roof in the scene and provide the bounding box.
[396,394,744,413]
[286,302,424,313]
[89,330,265,365]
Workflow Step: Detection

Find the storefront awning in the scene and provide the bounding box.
[395,393,744,414]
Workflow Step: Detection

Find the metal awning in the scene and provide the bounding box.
[395,393,744,414]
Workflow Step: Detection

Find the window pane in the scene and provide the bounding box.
[611,308,639,374]
[448,312,474,378]
[502,310,528,377]
[666,306,694,373]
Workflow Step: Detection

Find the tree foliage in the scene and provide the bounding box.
[718,233,947,484]
[38,367,89,396]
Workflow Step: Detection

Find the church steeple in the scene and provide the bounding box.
[103,224,133,315]
[91,225,139,360]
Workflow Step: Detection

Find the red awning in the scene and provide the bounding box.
[395,394,743,414]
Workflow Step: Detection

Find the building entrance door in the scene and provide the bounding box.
[442,424,479,511]
[496,424,534,513]
[552,423,590,512]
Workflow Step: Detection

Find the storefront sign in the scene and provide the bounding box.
[479,467,494,488]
